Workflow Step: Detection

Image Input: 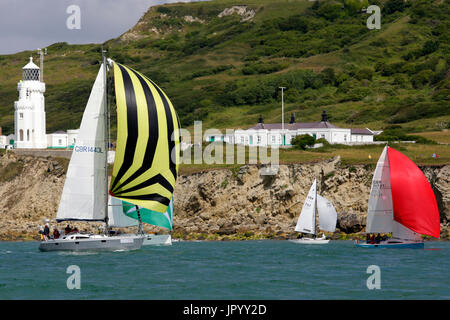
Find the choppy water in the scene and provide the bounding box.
[0,240,448,299]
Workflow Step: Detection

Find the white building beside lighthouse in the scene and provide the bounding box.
[14,57,47,149]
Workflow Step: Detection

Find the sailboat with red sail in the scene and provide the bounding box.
[356,146,440,248]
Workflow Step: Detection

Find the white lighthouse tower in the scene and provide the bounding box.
[14,56,47,149]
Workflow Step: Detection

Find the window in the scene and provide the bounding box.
[19,113,23,119]
[19,129,23,141]
[321,134,325,139]
[344,135,347,142]
[240,136,244,144]
[257,135,261,144]
[58,139,62,145]
[271,135,275,144]
[27,129,29,141]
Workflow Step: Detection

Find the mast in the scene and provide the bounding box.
[313,186,317,236]
[102,49,109,230]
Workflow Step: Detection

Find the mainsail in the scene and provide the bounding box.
[317,195,337,233]
[56,64,107,221]
[366,146,394,233]
[295,179,317,234]
[388,147,440,238]
[109,62,180,213]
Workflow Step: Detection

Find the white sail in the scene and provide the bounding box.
[56,64,107,221]
[366,146,394,233]
[295,179,317,235]
[108,196,138,228]
[317,195,337,232]
[392,221,422,241]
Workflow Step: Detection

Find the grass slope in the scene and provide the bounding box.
[0,0,448,138]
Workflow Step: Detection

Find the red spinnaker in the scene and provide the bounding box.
[388,147,440,238]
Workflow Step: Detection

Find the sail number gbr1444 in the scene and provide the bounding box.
[74,146,103,153]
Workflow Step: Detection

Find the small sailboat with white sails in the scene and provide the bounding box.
[290,179,337,244]
[356,146,440,248]
[39,52,180,252]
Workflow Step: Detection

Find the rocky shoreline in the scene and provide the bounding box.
[0,151,449,241]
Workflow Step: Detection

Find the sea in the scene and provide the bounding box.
[0,240,448,300]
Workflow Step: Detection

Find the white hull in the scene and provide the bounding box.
[289,235,330,244]
[143,234,172,246]
[39,233,144,252]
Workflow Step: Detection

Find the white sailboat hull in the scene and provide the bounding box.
[143,234,172,246]
[289,235,330,244]
[39,234,144,252]
[289,239,330,244]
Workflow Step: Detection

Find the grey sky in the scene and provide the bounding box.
[0,0,198,55]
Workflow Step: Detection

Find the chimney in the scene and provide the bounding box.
[258,114,264,124]
[321,110,328,122]
[289,113,295,124]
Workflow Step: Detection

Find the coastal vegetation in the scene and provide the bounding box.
[0,0,448,139]
[178,140,449,175]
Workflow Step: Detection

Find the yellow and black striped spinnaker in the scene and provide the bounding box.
[109,62,180,213]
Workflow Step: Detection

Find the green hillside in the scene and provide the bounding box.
[0,0,449,135]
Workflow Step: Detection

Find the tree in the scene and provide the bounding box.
[383,0,407,14]
[291,134,316,150]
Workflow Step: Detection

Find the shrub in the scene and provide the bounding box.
[355,68,374,81]
[411,69,434,88]
[291,134,316,150]
[0,162,24,183]
[383,0,408,14]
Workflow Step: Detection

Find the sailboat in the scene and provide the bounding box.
[290,179,337,244]
[39,53,180,252]
[356,146,440,248]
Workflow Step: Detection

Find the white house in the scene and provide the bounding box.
[205,111,377,147]
[47,131,68,149]
[14,57,47,149]
[67,129,79,148]
[0,135,7,148]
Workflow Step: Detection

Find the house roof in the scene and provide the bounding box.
[350,128,374,135]
[249,121,340,130]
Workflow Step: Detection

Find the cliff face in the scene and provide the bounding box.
[0,152,449,240]
[174,157,450,239]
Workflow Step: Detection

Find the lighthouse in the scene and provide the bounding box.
[14,57,47,148]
